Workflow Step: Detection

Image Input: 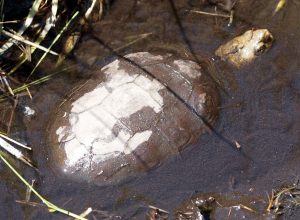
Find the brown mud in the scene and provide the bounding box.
[1,0,300,219]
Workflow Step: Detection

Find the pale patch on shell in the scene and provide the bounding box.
[56,126,67,142]
[124,130,152,154]
[197,93,206,113]
[173,60,202,79]
[56,59,165,170]
[125,52,164,63]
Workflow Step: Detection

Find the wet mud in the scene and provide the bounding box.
[2,0,300,219]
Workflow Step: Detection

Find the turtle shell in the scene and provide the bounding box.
[47,52,220,184]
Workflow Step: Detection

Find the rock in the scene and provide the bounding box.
[47,52,220,185]
[215,29,273,68]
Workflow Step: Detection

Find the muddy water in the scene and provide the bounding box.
[2,0,300,219]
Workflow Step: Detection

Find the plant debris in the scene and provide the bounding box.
[273,0,286,15]
[267,183,300,215]
[0,0,105,100]
[0,153,89,220]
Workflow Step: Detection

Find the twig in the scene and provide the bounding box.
[1,29,58,56]
[0,20,20,24]
[79,207,93,219]
[6,97,17,134]
[7,12,58,76]
[239,204,257,213]
[266,190,274,212]
[99,0,104,20]
[25,179,36,201]
[0,133,32,150]
[51,0,58,24]
[16,200,46,208]
[0,137,33,167]
[0,75,14,96]
[0,67,72,100]
[0,0,43,55]
[28,11,79,79]
[85,0,97,19]
[148,205,169,214]
[189,9,230,18]
[0,154,87,220]
[114,33,152,52]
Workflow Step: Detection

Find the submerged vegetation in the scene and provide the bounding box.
[0,153,89,220]
[267,183,300,216]
[0,0,98,99]
[0,0,106,218]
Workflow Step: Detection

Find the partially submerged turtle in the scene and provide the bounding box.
[47,29,273,184]
[48,52,219,184]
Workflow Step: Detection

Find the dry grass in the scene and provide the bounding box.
[267,184,300,215]
[0,0,104,100]
[0,153,89,220]
[0,1,106,219]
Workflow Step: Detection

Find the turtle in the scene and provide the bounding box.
[47,28,273,185]
[47,51,219,184]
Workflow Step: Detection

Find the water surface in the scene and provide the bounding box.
[1,0,300,219]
